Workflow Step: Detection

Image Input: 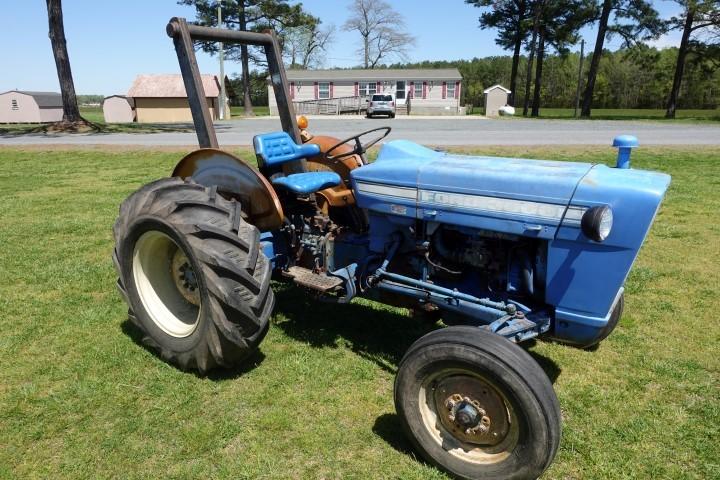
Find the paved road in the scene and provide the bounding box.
[2,116,719,146]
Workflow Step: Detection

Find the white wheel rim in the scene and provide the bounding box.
[418,368,519,465]
[132,230,200,338]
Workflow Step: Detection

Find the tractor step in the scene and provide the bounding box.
[284,266,343,292]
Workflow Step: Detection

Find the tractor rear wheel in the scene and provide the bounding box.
[113,178,273,373]
[395,326,561,480]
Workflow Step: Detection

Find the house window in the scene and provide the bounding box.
[359,81,376,96]
[413,82,423,99]
[11,99,19,110]
[318,82,330,99]
[446,82,456,99]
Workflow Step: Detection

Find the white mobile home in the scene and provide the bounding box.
[269,69,463,116]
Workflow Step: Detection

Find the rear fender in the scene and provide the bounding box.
[172,148,284,231]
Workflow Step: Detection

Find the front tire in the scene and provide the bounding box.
[113,178,273,373]
[395,327,561,480]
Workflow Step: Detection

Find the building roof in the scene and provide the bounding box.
[127,74,221,98]
[102,95,135,107]
[483,84,511,94]
[284,68,462,81]
[0,90,63,108]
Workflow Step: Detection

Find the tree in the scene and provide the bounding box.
[46,0,85,125]
[466,0,531,106]
[530,0,594,116]
[580,0,664,117]
[522,0,543,115]
[665,1,720,118]
[180,0,317,115]
[343,0,416,68]
[285,22,335,69]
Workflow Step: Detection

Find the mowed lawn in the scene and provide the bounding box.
[526,108,720,122]
[0,145,718,479]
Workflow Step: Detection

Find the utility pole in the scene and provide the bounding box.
[574,39,585,118]
[218,1,226,120]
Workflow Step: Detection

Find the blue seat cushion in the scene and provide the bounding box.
[272,172,341,195]
[253,131,321,167]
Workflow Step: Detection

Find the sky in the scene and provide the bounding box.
[0,0,683,96]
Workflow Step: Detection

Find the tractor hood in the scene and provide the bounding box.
[352,140,594,239]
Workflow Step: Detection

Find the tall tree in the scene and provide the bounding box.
[580,0,664,117]
[343,0,416,68]
[665,1,720,117]
[466,0,531,105]
[523,0,543,115]
[46,0,83,125]
[285,22,335,69]
[530,0,594,116]
[180,0,317,115]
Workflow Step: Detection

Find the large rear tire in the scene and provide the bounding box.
[395,326,561,480]
[113,178,273,373]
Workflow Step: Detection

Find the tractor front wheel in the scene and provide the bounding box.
[395,326,561,480]
[113,178,273,373]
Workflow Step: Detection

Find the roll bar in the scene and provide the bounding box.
[166,17,305,174]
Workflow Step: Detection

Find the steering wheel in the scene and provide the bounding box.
[325,126,392,162]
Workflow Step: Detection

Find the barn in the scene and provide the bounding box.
[269,69,464,116]
[102,95,135,123]
[127,74,232,123]
[0,91,63,123]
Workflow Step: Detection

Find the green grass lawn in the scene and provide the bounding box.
[0,145,718,479]
[229,105,270,117]
[514,108,720,122]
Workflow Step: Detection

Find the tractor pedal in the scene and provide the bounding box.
[284,266,343,292]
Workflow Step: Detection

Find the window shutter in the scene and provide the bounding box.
[376,81,382,92]
[330,82,334,99]
[354,82,359,96]
[409,82,414,98]
[442,82,447,99]
[422,81,427,99]
[290,82,295,100]
[455,81,460,99]
[314,82,318,99]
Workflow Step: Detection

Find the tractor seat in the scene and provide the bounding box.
[272,172,341,195]
[254,131,340,194]
[253,131,320,167]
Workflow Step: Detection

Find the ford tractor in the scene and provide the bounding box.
[111,18,671,480]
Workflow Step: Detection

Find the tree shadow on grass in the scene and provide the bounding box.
[120,319,266,380]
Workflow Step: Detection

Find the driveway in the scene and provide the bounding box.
[2,116,719,147]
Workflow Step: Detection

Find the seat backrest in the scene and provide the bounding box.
[253,131,320,168]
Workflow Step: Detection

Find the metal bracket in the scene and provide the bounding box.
[329,263,358,304]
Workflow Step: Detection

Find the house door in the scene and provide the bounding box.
[395,81,406,104]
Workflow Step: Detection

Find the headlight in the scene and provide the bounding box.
[581,205,613,242]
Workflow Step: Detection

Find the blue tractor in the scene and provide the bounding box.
[111,19,671,480]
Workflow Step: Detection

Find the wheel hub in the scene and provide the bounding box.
[171,246,200,306]
[433,375,510,446]
[446,395,491,435]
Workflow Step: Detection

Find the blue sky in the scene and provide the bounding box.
[0,0,682,95]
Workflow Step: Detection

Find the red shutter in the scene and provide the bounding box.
[329,82,334,99]
[409,82,414,98]
[376,81,382,92]
[455,81,460,99]
[354,82,359,96]
[290,82,295,100]
[314,82,318,99]
[422,81,427,99]
[442,82,447,99]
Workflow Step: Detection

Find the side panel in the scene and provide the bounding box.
[547,164,671,343]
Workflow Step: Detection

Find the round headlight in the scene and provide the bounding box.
[581,205,613,242]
